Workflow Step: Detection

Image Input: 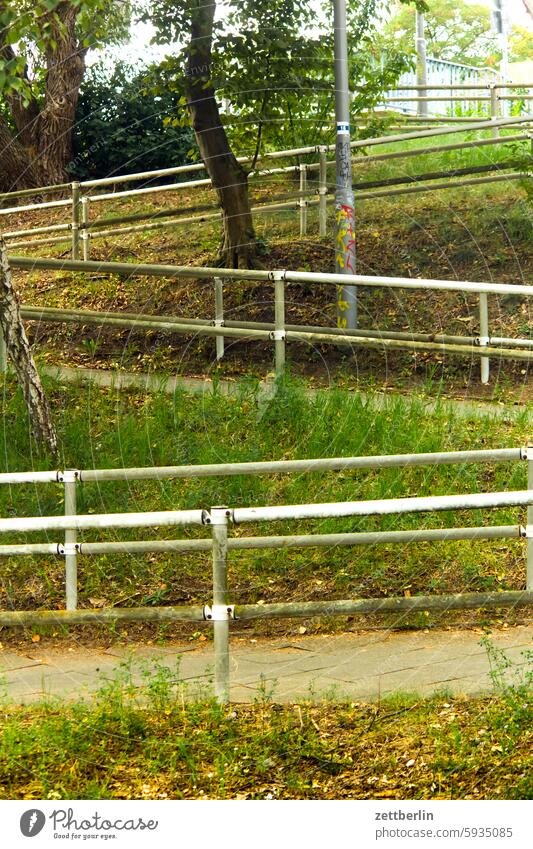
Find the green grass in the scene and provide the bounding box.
[0,374,529,622]
[0,641,531,800]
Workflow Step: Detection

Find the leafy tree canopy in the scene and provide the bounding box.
[384,0,533,68]
[0,0,131,104]
[144,0,414,154]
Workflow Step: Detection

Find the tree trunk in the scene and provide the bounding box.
[0,240,58,457]
[185,0,258,268]
[37,2,86,184]
[0,2,86,188]
[0,114,40,192]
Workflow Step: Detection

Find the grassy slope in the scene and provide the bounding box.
[6,129,533,402]
[0,376,529,640]
[0,643,531,800]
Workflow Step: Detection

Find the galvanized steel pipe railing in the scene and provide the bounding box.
[0,444,530,701]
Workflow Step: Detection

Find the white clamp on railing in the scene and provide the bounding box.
[203,508,233,525]
[268,269,287,282]
[57,542,80,557]
[475,336,490,347]
[203,604,235,621]
[521,445,531,460]
[57,469,81,483]
[270,329,286,341]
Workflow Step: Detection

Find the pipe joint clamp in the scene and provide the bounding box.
[57,469,80,483]
[270,330,286,341]
[57,542,80,556]
[204,604,235,621]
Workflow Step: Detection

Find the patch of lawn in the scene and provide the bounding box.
[0,644,531,800]
[0,375,529,628]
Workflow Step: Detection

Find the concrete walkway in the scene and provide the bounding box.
[39,364,531,421]
[1,625,532,704]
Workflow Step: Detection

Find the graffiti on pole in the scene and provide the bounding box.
[335,202,356,328]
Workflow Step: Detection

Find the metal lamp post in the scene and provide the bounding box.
[334,0,357,329]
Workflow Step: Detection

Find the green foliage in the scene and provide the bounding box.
[384,0,499,68]
[0,377,527,613]
[70,61,197,179]
[509,26,533,63]
[145,0,413,154]
[385,0,533,70]
[0,0,130,104]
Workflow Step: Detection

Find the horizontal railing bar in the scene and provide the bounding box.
[9,256,533,298]
[8,256,270,281]
[0,470,62,484]
[286,329,533,361]
[347,134,529,167]
[7,235,72,249]
[2,590,532,627]
[0,198,71,215]
[384,96,493,102]
[81,163,207,189]
[281,267,533,297]
[235,590,533,620]
[89,178,212,203]
[0,524,520,557]
[3,222,71,238]
[0,543,61,555]
[79,449,523,483]
[490,336,533,348]
[353,173,530,202]
[0,181,72,201]
[21,304,486,347]
[231,489,533,523]
[0,605,205,626]
[79,201,300,241]
[25,311,271,339]
[348,115,533,148]
[0,450,521,488]
[383,83,531,90]
[224,524,521,550]
[0,509,205,533]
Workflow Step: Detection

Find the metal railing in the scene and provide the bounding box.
[382,80,533,121]
[6,254,533,386]
[1,114,532,256]
[0,445,531,701]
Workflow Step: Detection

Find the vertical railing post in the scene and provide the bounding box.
[214,276,225,361]
[415,11,428,118]
[81,197,90,261]
[526,440,533,590]
[479,293,490,385]
[62,470,78,611]
[71,182,81,260]
[299,163,308,236]
[318,147,328,238]
[272,271,286,378]
[490,85,500,138]
[206,506,231,703]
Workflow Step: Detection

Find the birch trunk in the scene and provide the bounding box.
[0,240,58,457]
